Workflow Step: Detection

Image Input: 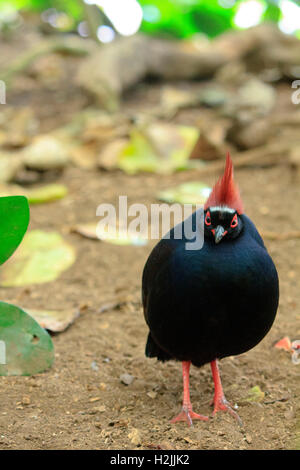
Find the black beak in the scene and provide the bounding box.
[214,225,225,244]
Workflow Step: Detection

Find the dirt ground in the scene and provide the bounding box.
[0,31,299,448]
[0,157,299,450]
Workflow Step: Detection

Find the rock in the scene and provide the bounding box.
[227,118,272,150]
[0,107,38,149]
[0,153,23,183]
[22,135,69,171]
[128,428,142,446]
[223,77,276,122]
[91,361,99,371]
[190,120,230,160]
[199,86,228,108]
[120,373,134,385]
[97,138,128,171]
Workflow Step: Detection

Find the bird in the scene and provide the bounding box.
[142,153,279,426]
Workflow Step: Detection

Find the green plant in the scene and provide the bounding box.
[0,196,55,376]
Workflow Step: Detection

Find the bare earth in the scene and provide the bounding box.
[0,161,299,450]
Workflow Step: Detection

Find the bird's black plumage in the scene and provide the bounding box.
[142,209,279,368]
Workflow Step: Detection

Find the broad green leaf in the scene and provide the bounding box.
[0,230,76,286]
[158,182,211,205]
[0,196,29,267]
[0,302,54,376]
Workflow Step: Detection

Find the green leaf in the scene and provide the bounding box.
[26,184,68,205]
[118,128,159,174]
[0,183,67,205]
[0,230,76,287]
[245,385,265,403]
[0,196,29,267]
[0,302,54,376]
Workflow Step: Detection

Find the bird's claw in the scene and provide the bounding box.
[211,396,243,426]
[171,407,208,427]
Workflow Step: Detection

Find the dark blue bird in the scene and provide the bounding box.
[142,154,279,425]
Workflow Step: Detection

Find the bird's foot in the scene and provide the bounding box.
[171,406,208,427]
[211,396,243,426]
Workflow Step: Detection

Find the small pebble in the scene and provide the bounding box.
[120,373,134,385]
[91,361,99,371]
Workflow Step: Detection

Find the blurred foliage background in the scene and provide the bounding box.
[0,0,299,41]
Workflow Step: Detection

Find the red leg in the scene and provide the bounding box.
[210,359,242,425]
[171,361,208,426]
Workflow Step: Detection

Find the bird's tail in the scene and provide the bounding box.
[145,332,173,362]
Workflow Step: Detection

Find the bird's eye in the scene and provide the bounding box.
[205,211,211,226]
[230,214,238,228]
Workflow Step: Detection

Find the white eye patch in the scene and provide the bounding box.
[209,206,235,214]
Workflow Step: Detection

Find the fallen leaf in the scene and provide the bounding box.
[0,183,68,204]
[71,223,99,240]
[274,336,292,352]
[118,124,200,175]
[0,302,54,376]
[26,184,68,204]
[96,224,148,246]
[73,222,148,246]
[244,385,265,403]
[23,307,80,332]
[0,230,76,286]
[118,127,159,174]
[158,182,211,205]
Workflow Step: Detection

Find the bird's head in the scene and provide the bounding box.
[204,153,244,244]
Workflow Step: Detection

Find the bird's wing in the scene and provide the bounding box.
[142,237,177,325]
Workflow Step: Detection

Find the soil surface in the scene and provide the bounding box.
[0,31,299,448]
[0,160,299,450]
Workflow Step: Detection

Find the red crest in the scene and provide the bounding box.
[204,153,244,214]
